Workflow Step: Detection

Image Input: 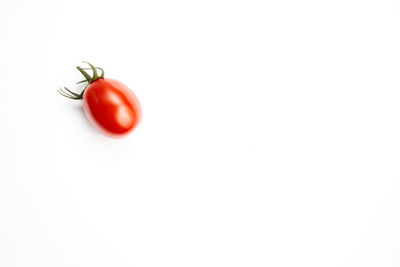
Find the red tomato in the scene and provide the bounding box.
[58,62,141,138]
[83,78,141,138]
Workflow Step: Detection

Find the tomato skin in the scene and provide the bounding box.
[82,78,141,138]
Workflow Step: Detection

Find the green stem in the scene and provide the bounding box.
[58,61,105,100]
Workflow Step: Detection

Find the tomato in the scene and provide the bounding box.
[82,78,141,138]
[58,62,141,138]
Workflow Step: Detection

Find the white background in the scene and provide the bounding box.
[1,0,400,266]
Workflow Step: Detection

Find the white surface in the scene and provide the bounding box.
[0,0,400,266]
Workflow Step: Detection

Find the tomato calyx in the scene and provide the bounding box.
[57,61,104,100]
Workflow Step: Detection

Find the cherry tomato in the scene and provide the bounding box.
[83,78,141,138]
[58,62,142,138]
